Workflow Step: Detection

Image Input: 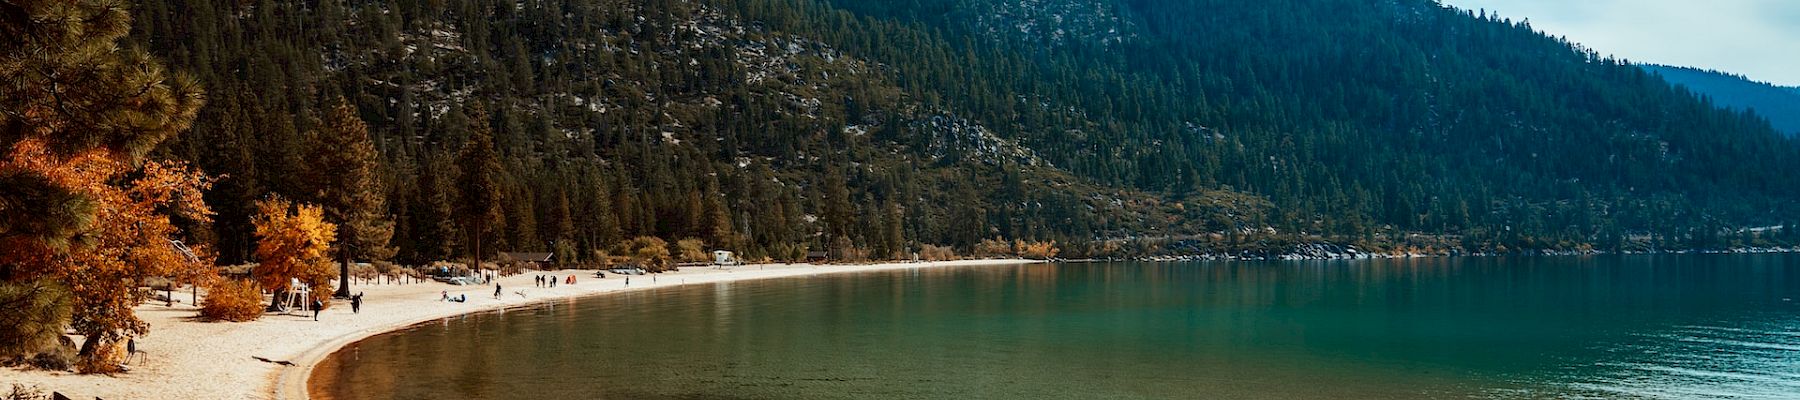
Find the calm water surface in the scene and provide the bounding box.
[312,255,1800,399]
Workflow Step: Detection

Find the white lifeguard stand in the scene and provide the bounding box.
[713,250,737,268]
[277,278,314,314]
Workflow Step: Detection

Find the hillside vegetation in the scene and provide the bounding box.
[122,0,1800,262]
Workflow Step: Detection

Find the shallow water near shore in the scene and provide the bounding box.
[311,255,1800,399]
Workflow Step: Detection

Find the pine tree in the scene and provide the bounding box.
[306,99,395,298]
[1,0,209,370]
[822,167,854,241]
[1,0,204,252]
[543,188,574,247]
[456,103,504,266]
[411,155,458,263]
[578,166,621,253]
[504,184,538,251]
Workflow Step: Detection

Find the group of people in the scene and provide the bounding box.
[534,274,575,287]
[310,292,365,321]
[438,273,584,303]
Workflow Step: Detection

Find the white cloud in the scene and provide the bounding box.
[1443,0,1800,86]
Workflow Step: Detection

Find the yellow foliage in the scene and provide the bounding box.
[200,280,264,322]
[675,238,709,263]
[252,198,337,306]
[619,236,671,271]
[1017,240,1061,260]
[974,238,1014,258]
[918,244,959,261]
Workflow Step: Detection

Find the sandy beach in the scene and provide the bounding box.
[0,259,1033,400]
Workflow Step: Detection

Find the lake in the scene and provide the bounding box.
[311,255,1800,399]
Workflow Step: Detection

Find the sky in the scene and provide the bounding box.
[1442,0,1800,86]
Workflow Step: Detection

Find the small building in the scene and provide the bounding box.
[805,250,830,263]
[713,250,736,266]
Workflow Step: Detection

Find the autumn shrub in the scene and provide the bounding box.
[974,238,1015,258]
[200,279,265,322]
[919,244,959,261]
[1016,240,1061,260]
[618,236,671,271]
[675,238,709,263]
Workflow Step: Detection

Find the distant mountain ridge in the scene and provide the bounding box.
[1642,65,1800,136]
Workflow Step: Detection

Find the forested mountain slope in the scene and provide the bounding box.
[127,0,1800,263]
[1642,65,1800,137]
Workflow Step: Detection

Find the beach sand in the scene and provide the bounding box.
[0,259,1033,399]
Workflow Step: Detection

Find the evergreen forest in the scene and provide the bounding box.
[113,0,1800,262]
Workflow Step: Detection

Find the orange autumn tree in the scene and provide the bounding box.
[0,143,215,372]
[251,198,337,311]
[0,0,210,372]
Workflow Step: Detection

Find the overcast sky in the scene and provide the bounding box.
[1441,0,1800,86]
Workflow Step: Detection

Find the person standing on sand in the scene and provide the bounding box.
[494,283,502,299]
[441,290,448,301]
[311,299,322,321]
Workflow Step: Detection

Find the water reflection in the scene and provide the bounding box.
[314,255,1800,399]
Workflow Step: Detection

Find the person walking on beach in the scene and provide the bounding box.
[351,294,362,314]
[311,299,323,321]
[494,284,503,299]
[441,290,448,301]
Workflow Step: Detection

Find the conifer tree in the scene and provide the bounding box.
[822,167,855,253]
[1,0,209,370]
[307,99,394,298]
[456,103,504,266]
[1,0,203,252]
[504,184,538,251]
[544,188,574,247]
[411,156,459,263]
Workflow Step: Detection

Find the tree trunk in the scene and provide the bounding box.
[267,287,288,312]
[78,333,101,359]
[472,219,483,274]
[334,250,352,298]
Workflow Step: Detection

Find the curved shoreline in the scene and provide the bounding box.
[277,259,1034,400]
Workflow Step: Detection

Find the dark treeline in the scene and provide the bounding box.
[129,0,1800,265]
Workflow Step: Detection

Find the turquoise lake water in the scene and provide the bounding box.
[312,255,1800,399]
